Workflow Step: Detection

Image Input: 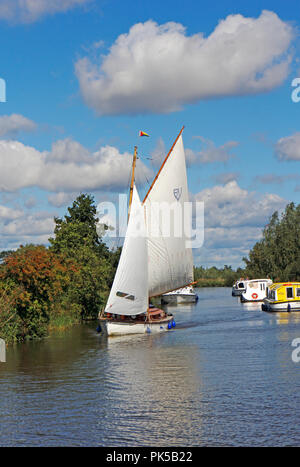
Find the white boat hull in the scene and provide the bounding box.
[241,295,265,303]
[99,315,175,336]
[262,300,300,312]
[161,294,198,304]
[232,288,245,296]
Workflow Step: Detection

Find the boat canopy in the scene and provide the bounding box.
[268,282,300,300]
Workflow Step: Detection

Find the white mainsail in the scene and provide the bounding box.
[105,185,148,316]
[143,132,194,297]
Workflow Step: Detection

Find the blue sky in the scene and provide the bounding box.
[0,0,300,268]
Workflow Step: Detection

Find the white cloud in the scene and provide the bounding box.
[0,205,23,220]
[0,0,92,23]
[192,180,287,267]
[0,208,56,252]
[48,191,78,208]
[0,140,43,191]
[2,214,54,236]
[275,132,300,161]
[48,138,90,163]
[214,172,240,184]
[75,11,294,115]
[0,114,36,137]
[195,180,286,228]
[254,173,300,184]
[190,137,239,164]
[0,139,153,193]
[24,196,37,208]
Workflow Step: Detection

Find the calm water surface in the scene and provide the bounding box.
[1,287,300,447]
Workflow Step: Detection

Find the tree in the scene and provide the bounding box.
[49,193,115,320]
[243,202,300,280]
[0,250,14,263]
[49,193,109,257]
[0,245,77,341]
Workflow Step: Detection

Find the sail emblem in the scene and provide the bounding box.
[173,187,182,201]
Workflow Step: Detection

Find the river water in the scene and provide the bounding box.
[0,287,299,447]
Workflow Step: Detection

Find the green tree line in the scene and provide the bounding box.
[0,194,120,344]
[194,265,245,287]
[243,202,300,281]
[195,202,300,286]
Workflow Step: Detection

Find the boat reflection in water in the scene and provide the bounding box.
[104,332,205,446]
[2,287,300,447]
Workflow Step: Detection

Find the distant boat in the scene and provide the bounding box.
[161,285,198,304]
[99,127,194,336]
[232,279,248,296]
[241,278,273,302]
[262,282,300,312]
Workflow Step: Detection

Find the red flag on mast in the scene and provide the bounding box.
[139,130,150,137]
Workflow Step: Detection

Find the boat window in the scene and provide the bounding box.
[116,291,135,301]
[296,288,300,297]
[286,287,293,299]
[238,282,244,288]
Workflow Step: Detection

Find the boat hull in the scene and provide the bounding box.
[232,289,245,296]
[99,315,175,336]
[161,294,198,304]
[262,300,300,312]
[241,296,265,303]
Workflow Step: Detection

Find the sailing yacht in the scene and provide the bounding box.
[99,127,194,335]
[161,285,198,304]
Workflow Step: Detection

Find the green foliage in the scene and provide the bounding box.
[0,193,119,344]
[49,193,115,321]
[59,244,113,320]
[0,279,23,343]
[49,193,109,258]
[194,265,245,287]
[243,202,300,281]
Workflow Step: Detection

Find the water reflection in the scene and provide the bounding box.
[100,333,205,446]
[239,301,262,312]
[1,288,300,446]
[273,312,300,326]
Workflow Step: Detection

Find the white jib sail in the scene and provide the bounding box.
[105,185,148,316]
[143,134,194,297]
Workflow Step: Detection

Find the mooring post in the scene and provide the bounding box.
[0,338,6,362]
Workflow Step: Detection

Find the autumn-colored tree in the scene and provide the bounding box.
[0,245,78,341]
[0,194,120,343]
[0,279,24,343]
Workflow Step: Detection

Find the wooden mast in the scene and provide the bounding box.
[143,125,184,204]
[128,145,137,222]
